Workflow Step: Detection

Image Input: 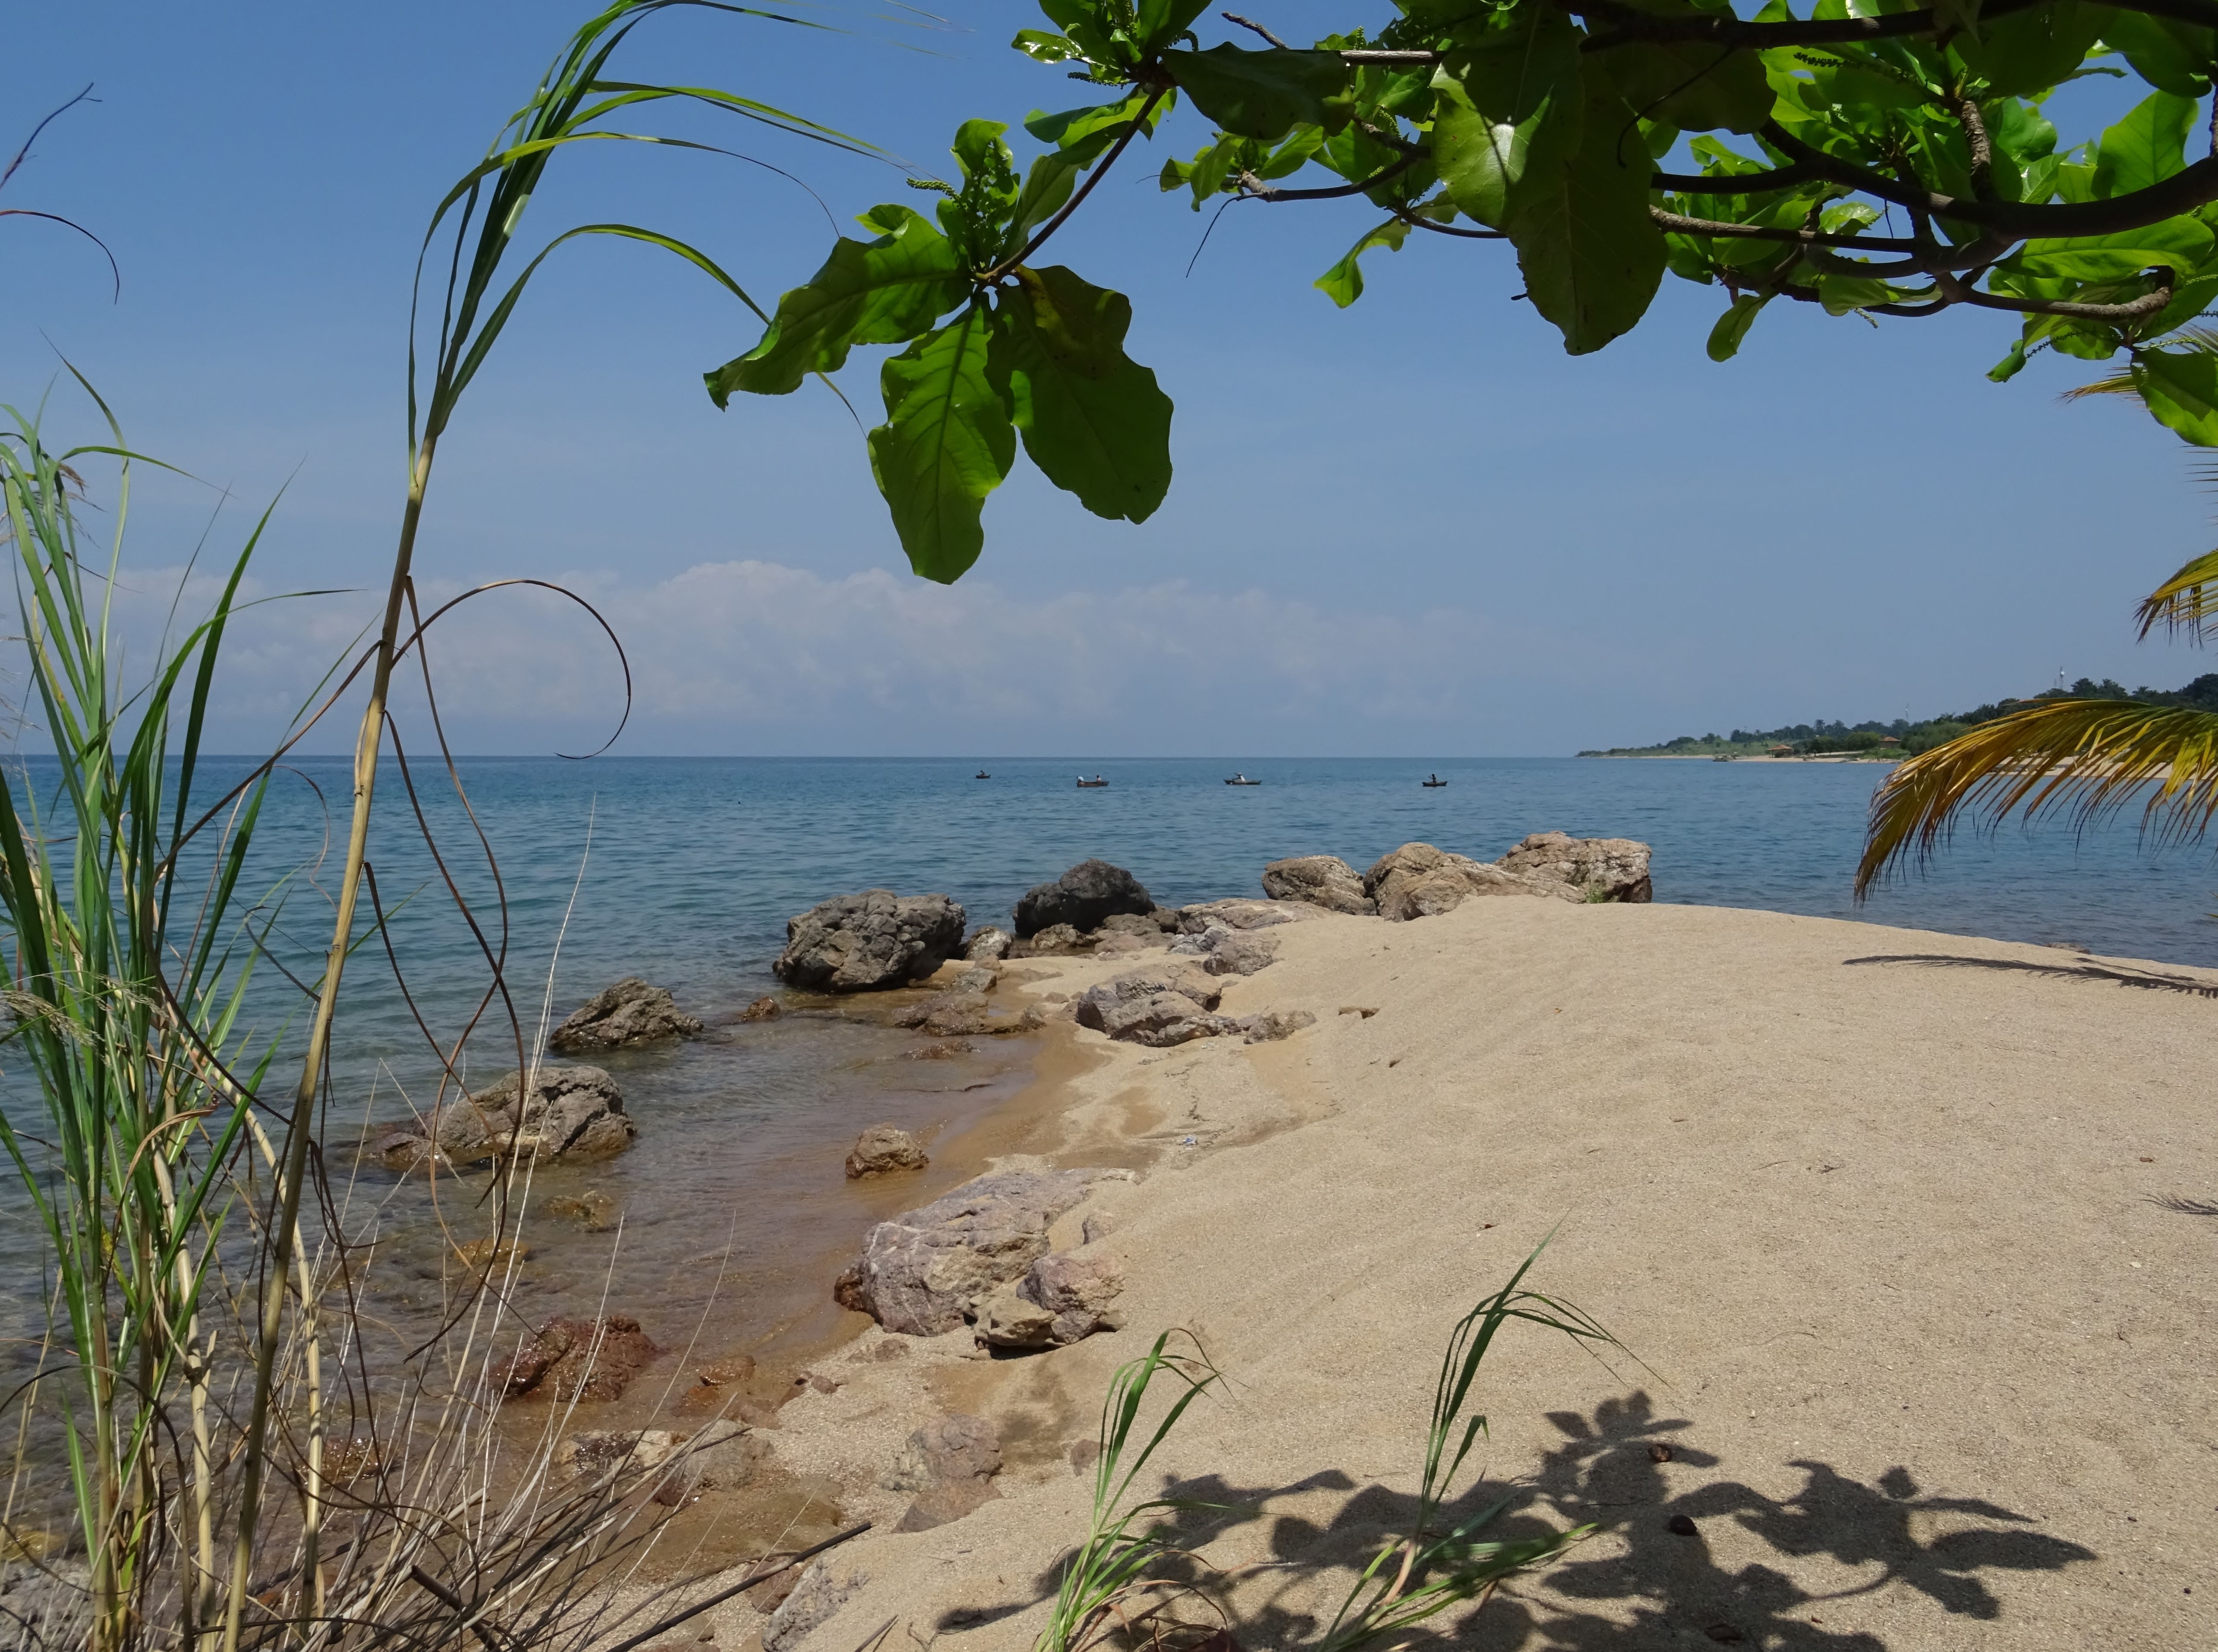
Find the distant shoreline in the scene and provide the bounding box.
[1582,752,1902,764]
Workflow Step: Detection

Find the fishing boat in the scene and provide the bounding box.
[975,770,991,779]
[1076,775,1108,788]
[1224,772,1260,786]
[1421,773,1448,788]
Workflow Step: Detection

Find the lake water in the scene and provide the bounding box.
[3,753,2212,1451]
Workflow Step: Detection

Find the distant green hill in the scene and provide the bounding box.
[1579,674,2218,758]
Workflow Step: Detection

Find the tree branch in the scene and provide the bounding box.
[1936,268,2178,320]
[1652,207,1918,252]
[1652,161,1817,193]
[1221,11,1291,47]
[1237,155,1417,199]
[1953,95,1994,200]
[1393,205,1505,238]
[984,85,1168,281]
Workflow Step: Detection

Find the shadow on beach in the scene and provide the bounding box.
[942,1392,2096,1649]
[1841,952,2218,999]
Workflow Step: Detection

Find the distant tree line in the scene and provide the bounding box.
[1578,675,2218,759]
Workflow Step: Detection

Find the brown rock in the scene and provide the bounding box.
[885,1413,1004,1531]
[1362,843,1582,922]
[902,1039,973,1060]
[1203,930,1279,977]
[964,926,1013,962]
[983,1250,1127,1348]
[739,995,782,1022]
[426,1065,636,1165]
[1008,921,1090,958]
[1260,854,1376,915]
[496,1314,661,1403]
[545,1189,618,1231]
[845,1124,929,1179]
[1176,898,1312,933]
[1496,830,1654,902]
[1237,1009,1317,1044]
[548,977,703,1054]
[451,1235,528,1273]
[1074,970,1234,1046]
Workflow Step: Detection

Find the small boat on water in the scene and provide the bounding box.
[1422,773,1448,788]
[1076,775,1108,788]
[975,770,991,779]
[1224,772,1260,786]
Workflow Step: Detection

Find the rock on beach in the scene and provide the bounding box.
[846,1124,929,1179]
[1262,854,1377,915]
[775,890,967,991]
[1497,830,1654,902]
[546,977,702,1054]
[1014,859,1154,938]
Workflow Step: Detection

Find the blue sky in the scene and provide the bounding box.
[5,0,2213,756]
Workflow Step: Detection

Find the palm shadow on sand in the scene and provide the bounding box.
[934,1392,2095,1649]
[1841,952,2218,999]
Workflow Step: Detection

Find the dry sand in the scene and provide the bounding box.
[690,899,2216,1651]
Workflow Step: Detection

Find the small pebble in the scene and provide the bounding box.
[1704,1627,1745,1646]
[1668,1514,1698,1536]
[1648,1443,1674,1463]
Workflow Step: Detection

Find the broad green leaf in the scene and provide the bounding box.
[1432,10,1584,227]
[1932,0,1982,39]
[1597,0,1773,132]
[2098,10,2216,97]
[1706,292,1769,359]
[1988,337,2032,380]
[1506,72,1669,354]
[868,304,1017,582]
[2092,90,2196,198]
[1160,46,1353,141]
[1135,0,1212,51]
[1950,0,2102,95]
[2133,346,2218,444]
[1016,94,1168,236]
[1315,218,1411,306]
[1818,273,1896,314]
[989,266,1172,522]
[706,207,969,402]
[2012,218,2215,279]
[2146,271,2218,336]
[1014,28,1084,64]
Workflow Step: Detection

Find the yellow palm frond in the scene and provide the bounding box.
[1856,699,2218,897]
[2135,546,2218,641]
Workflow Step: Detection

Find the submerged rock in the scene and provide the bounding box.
[545,1188,618,1231]
[846,1124,929,1179]
[425,1065,636,1164]
[1497,830,1654,902]
[547,977,702,1054]
[1261,854,1376,915]
[1014,859,1153,937]
[775,890,967,992]
[738,995,782,1022]
[833,1169,1123,1335]
[496,1313,661,1403]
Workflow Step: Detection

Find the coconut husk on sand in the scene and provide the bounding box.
[687,899,2215,1651]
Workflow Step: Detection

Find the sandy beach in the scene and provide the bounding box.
[654,895,2215,1651]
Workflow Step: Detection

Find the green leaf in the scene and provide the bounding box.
[2133,346,2218,444]
[1949,0,2102,96]
[989,267,1172,522]
[1818,272,1897,314]
[1315,218,1411,306]
[2098,10,2216,98]
[1135,0,1211,52]
[706,207,968,402]
[868,303,1017,582]
[1160,45,1354,141]
[1596,0,1774,133]
[1706,292,1768,359]
[1932,0,1982,41]
[2092,90,2197,198]
[1014,28,1084,64]
[2011,218,2215,279]
[1432,11,1584,228]
[2145,271,2218,337]
[1988,336,2032,380]
[1506,71,1668,354]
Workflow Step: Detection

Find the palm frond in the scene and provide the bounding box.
[1856,699,2218,896]
[2135,546,2218,642]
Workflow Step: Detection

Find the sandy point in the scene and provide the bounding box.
[720,899,2216,1651]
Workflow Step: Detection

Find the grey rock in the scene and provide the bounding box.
[1261,854,1376,916]
[762,1561,869,1652]
[845,1124,929,1179]
[1177,898,1314,933]
[964,925,1013,962]
[546,977,702,1055]
[774,890,967,992]
[1014,859,1153,938]
[1203,930,1279,977]
[988,1251,1124,1348]
[1497,830,1654,902]
[1007,921,1090,958]
[1074,969,1232,1045]
[1094,911,1168,940]
[892,990,1039,1037]
[0,1558,89,1647]
[951,964,998,993]
[1363,843,1582,922]
[884,1412,1002,1492]
[427,1066,634,1165]
[1237,1008,1317,1043]
[979,1289,1058,1349]
[833,1169,1118,1334]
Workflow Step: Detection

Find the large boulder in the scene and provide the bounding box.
[1014,859,1153,938]
[1073,968,1232,1046]
[982,1251,1126,1350]
[547,977,703,1054]
[1261,854,1376,916]
[1363,843,1582,922]
[775,890,967,991]
[833,1169,1120,1335]
[428,1066,635,1164]
[846,1124,929,1179]
[1497,831,1654,902]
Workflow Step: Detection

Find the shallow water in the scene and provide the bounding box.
[3,752,2213,1407]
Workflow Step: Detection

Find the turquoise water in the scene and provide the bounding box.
[2,753,2212,1425]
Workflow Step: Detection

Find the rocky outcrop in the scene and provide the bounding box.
[1014,860,1153,938]
[981,1251,1125,1349]
[1363,843,1584,922]
[833,1169,1122,1335]
[423,1065,636,1165]
[1203,930,1279,977]
[1497,830,1654,902]
[1073,968,1232,1047]
[885,1413,1004,1531]
[775,890,967,992]
[1261,854,1376,915]
[846,1124,928,1179]
[1176,898,1314,932]
[964,926,1013,962]
[892,988,1040,1037]
[547,977,702,1054]
[496,1314,660,1403]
